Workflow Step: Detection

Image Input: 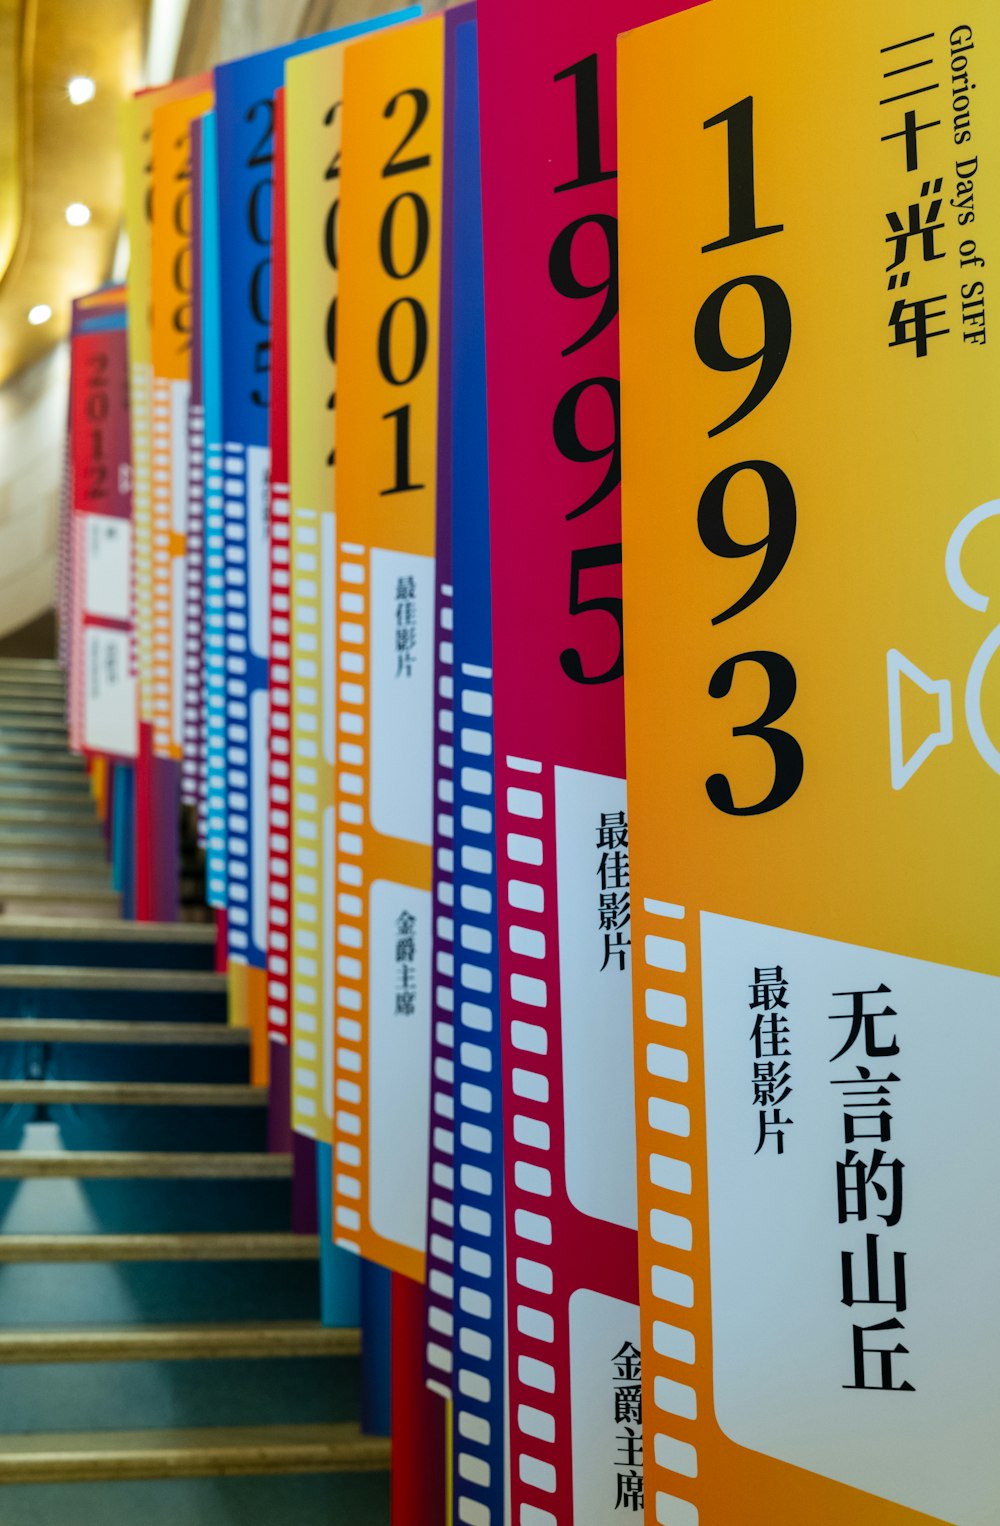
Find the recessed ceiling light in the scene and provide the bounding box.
[67,77,95,106]
[28,305,52,326]
[65,202,91,227]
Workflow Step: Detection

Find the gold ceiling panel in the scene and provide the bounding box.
[0,0,150,385]
[0,0,25,287]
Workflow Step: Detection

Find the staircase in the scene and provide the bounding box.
[0,660,390,1524]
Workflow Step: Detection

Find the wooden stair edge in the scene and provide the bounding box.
[0,763,85,775]
[0,966,225,990]
[0,723,68,735]
[0,1424,390,1483]
[0,746,74,759]
[0,917,216,943]
[0,806,101,817]
[0,829,104,842]
[0,1151,292,1178]
[0,891,119,907]
[0,854,108,870]
[0,657,62,669]
[0,1322,361,1363]
[0,1018,248,1045]
[0,1081,266,1106]
[0,878,116,893]
[0,800,90,813]
[0,1232,320,1263]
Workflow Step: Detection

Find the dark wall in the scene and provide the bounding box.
[0,608,57,659]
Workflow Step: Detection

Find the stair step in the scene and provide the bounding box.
[0,738,74,756]
[0,679,67,694]
[0,705,66,721]
[0,965,225,991]
[0,1422,388,1483]
[0,823,104,840]
[0,807,98,826]
[0,851,107,871]
[0,764,86,782]
[0,713,67,731]
[0,797,95,814]
[0,887,119,906]
[0,917,216,944]
[0,726,68,743]
[0,673,63,683]
[0,1080,264,1106]
[0,1151,291,1178]
[0,709,66,721]
[0,1018,246,1045]
[0,753,82,770]
[0,898,121,922]
[0,1322,359,1364]
[0,1232,319,1263]
[0,875,114,894]
[0,787,93,805]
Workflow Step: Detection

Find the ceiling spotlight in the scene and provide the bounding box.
[67,76,95,106]
[65,202,91,227]
[28,305,52,326]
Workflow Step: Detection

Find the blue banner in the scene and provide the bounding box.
[449,21,506,1524]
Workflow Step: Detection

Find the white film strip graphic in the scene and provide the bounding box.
[425,576,457,1399]
[499,751,565,1526]
[130,361,154,722]
[267,479,292,1042]
[331,539,369,1255]
[290,504,325,1126]
[150,376,173,753]
[182,399,206,811]
[68,516,87,750]
[222,443,250,956]
[203,439,228,907]
[57,439,72,670]
[451,662,504,1526]
[641,897,699,1526]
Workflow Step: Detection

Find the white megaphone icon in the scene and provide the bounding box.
[887,498,1000,790]
[887,650,953,790]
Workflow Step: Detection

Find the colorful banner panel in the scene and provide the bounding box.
[285,39,342,1139]
[446,19,508,1524]
[478,0,692,1516]
[215,46,287,969]
[422,0,466,1400]
[69,289,137,763]
[183,113,208,819]
[619,2,1000,1523]
[150,86,213,761]
[283,7,418,1142]
[121,75,211,734]
[216,22,407,982]
[331,13,445,1281]
[267,87,292,1046]
[199,111,228,911]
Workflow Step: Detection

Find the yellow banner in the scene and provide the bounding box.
[620,2,1000,1522]
[285,40,347,1143]
[121,77,211,730]
[150,88,212,760]
[332,13,444,1282]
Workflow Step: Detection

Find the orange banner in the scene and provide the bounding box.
[619,2,1000,1521]
[332,13,444,1283]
